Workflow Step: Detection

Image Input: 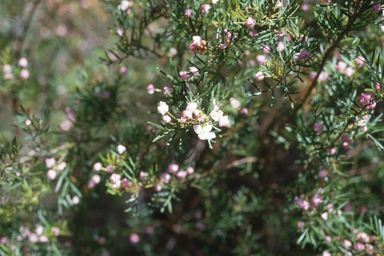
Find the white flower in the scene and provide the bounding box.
[158,101,169,115]
[230,98,241,109]
[210,106,223,121]
[193,122,216,140]
[118,0,130,10]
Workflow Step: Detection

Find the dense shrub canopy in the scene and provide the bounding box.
[1,0,384,255]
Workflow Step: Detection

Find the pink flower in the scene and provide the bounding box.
[117,144,126,155]
[179,71,189,80]
[116,28,124,37]
[4,73,14,80]
[355,56,365,66]
[260,44,271,53]
[354,242,365,252]
[122,178,130,189]
[3,64,11,73]
[168,164,179,173]
[335,61,347,72]
[72,196,79,205]
[35,226,44,236]
[92,175,101,184]
[360,93,376,110]
[189,67,198,73]
[106,164,114,173]
[110,173,121,188]
[337,210,342,216]
[275,0,282,8]
[295,197,310,210]
[185,9,192,17]
[196,221,206,230]
[186,102,198,112]
[87,181,95,189]
[300,50,310,59]
[57,162,67,171]
[321,212,328,220]
[45,158,56,168]
[52,227,60,236]
[245,17,256,29]
[39,235,49,243]
[97,237,106,245]
[326,236,331,243]
[322,252,331,256]
[314,123,323,133]
[343,240,352,247]
[356,206,368,213]
[256,55,266,65]
[130,233,140,243]
[187,167,194,174]
[329,147,336,155]
[163,115,171,123]
[201,4,210,13]
[219,44,227,49]
[240,108,248,114]
[18,58,28,67]
[318,71,329,81]
[47,169,57,180]
[345,67,354,77]
[297,221,304,230]
[311,195,323,207]
[0,237,7,244]
[163,86,173,96]
[158,101,169,115]
[327,204,334,212]
[93,162,102,171]
[176,171,187,178]
[219,116,229,127]
[375,81,382,91]
[255,71,264,81]
[371,2,381,13]
[249,29,258,37]
[161,173,171,183]
[155,184,162,191]
[140,171,148,180]
[119,66,127,74]
[277,42,285,52]
[147,84,155,94]
[190,36,207,54]
[212,0,218,4]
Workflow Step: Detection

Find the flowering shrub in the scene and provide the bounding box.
[1,0,384,255]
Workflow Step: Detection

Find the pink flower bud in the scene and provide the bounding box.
[118,145,126,154]
[119,66,127,74]
[47,169,57,180]
[39,235,49,243]
[240,108,248,114]
[329,147,336,155]
[185,9,192,17]
[117,28,124,37]
[219,44,227,49]
[297,221,304,230]
[93,162,102,171]
[158,101,169,115]
[163,86,173,95]
[212,0,218,4]
[155,184,162,191]
[311,195,323,207]
[354,242,365,252]
[3,64,12,73]
[314,123,323,133]
[260,44,271,53]
[201,4,210,13]
[122,178,130,189]
[245,17,256,29]
[187,167,194,174]
[72,196,79,205]
[277,42,285,51]
[4,73,14,80]
[92,175,101,184]
[129,233,140,243]
[186,102,198,112]
[45,158,56,168]
[176,171,188,178]
[147,84,155,94]
[249,29,258,37]
[179,71,188,80]
[168,164,179,173]
[295,197,310,210]
[219,116,229,127]
[161,173,171,183]
[321,212,328,220]
[35,226,44,236]
[57,162,67,171]
[345,67,354,77]
[322,252,331,256]
[371,2,380,13]
[355,56,365,66]
[343,240,352,247]
[326,236,331,243]
[140,171,148,180]
[337,210,342,216]
[327,204,334,212]
[255,71,264,81]
[163,115,171,123]
[87,181,95,189]
[106,164,114,173]
[102,91,110,99]
[335,61,347,72]
[375,81,381,91]
[256,55,266,65]
[18,58,28,67]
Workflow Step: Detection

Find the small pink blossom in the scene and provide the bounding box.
[297,221,304,230]
[119,66,127,74]
[87,181,95,189]
[93,162,102,171]
[354,242,365,252]
[321,212,328,220]
[186,102,198,112]
[163,115,171,123]
[97,237,106,245]
[106,164,114,173]
[245,17,256,29]
[256,55,266,65]
[335,61,347,72]
[116,28,124,37]
[4,73,14,80]
[3,64,11,73]
[360,93,376,110]
[39,235,49,243]
[219,116,229,127]
[345,67,354,77]
[163,86,173,95]
[260,44,271,53]
[72,196,80,205]
[189,67,198,73]
[179,71,189,80]
[52,227,60,236]
[18,58,28,67]
[158,101,169,115]
[337,210,342,217]
[249,29,258,37]
[122,178,130,189]
[196,221,206,230]
[295,197,310,210]
[219,44,227,49]
[375,81,381,91]
[45,158,56,168]
[311,195,323,207]
[329,147,336,155]
[343,240,352,247]
[155,184,162,191]
[355,56,365,66]
[187,167,194,174]
[327,204,334,212]
[277,42,285,52]
[161,173,171,183]
[318,71,329,81]
[185,9,192,17]
[57,162,67,171]
[147,84,155,94]
[47,169,57,180]
[130,233,140,243]
[176,171,188,178]
[255,71,264,81]
[92,175,101,184]
[140,171,148,180]
[35,226,44,236]
[314,123,323,133]
[322,252,331,256]
[201,4,210,13]
[110,173,121,188]
[371,2,381,13]
[240,108,248,114]
[168,164,179,173]
[326,236,331,243]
